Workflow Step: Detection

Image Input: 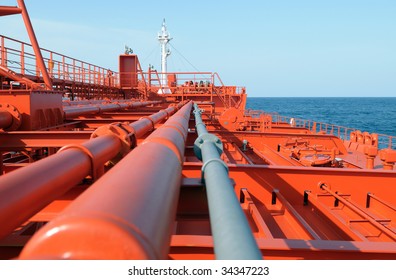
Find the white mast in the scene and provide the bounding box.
[158,19,172,91]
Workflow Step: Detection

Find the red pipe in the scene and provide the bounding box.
[0,102,182,241]
[63,99,142,106]
[131,107,176,137]
[0,110,13,129]
[0,135,121,241]
[63,100,161,118]
[63,105,101,118]
[19,101,192,259]
[63,100,114,106]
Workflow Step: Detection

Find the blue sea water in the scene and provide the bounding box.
[246,97,396,137]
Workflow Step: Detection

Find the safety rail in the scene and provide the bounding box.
[0,34,246,103]
[141,71,245,108]
[262,111,396,150]
[0,34,119,88]
[144,71,244,94]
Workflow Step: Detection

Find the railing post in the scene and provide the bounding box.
[0,36,5,67]
[60,56,64,79]
[48,52,53,78]
[20,43,25,75]
[72,59,76,81]
[81,62,85,83]
[89,64,92,84]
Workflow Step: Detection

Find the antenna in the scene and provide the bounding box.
[124,45,133,55]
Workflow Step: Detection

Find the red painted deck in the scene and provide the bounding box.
[0,0,396,260]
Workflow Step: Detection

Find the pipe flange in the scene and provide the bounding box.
[91,122,135,158]
[0,103,22,131]
[193,133,223,160]
[117,122,137,148]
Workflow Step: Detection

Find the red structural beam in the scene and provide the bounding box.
[19,101,193,260]
[0,65,40,89]
[0,6,22,16]
[17,0,52,89]
[0,101,186,241]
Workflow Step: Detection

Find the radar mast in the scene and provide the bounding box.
[157,19,172,93]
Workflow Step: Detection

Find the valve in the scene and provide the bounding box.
[379,149,396,170]
[242,139,248,151]
[364,146,378,169]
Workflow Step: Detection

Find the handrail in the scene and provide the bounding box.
[262,111,396,150]
[1,34,246,100]
[141,71,244,93]
[0,34,119,88]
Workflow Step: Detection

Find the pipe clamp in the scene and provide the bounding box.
[193,133,223,160]
[201,158,229,182]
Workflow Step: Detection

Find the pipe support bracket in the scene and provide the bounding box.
[193,133,223,160]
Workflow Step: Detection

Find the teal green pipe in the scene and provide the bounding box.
[193,103,262,260]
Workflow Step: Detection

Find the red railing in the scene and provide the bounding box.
[0,34,119,87]
[1,34,245,103]
[139,70,245,108]
[142,71,244,94]
[254,111,396,150]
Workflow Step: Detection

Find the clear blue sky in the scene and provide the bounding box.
[1,0,395,97]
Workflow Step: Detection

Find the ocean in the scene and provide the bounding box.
[246,97,396,148]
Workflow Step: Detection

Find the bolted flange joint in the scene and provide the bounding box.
[0,103,22,131]
[193,133,223,161]
[91,122,136,160]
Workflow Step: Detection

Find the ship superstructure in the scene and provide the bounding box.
[0,1,395,260]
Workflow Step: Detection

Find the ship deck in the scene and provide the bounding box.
[0,1,396,260]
